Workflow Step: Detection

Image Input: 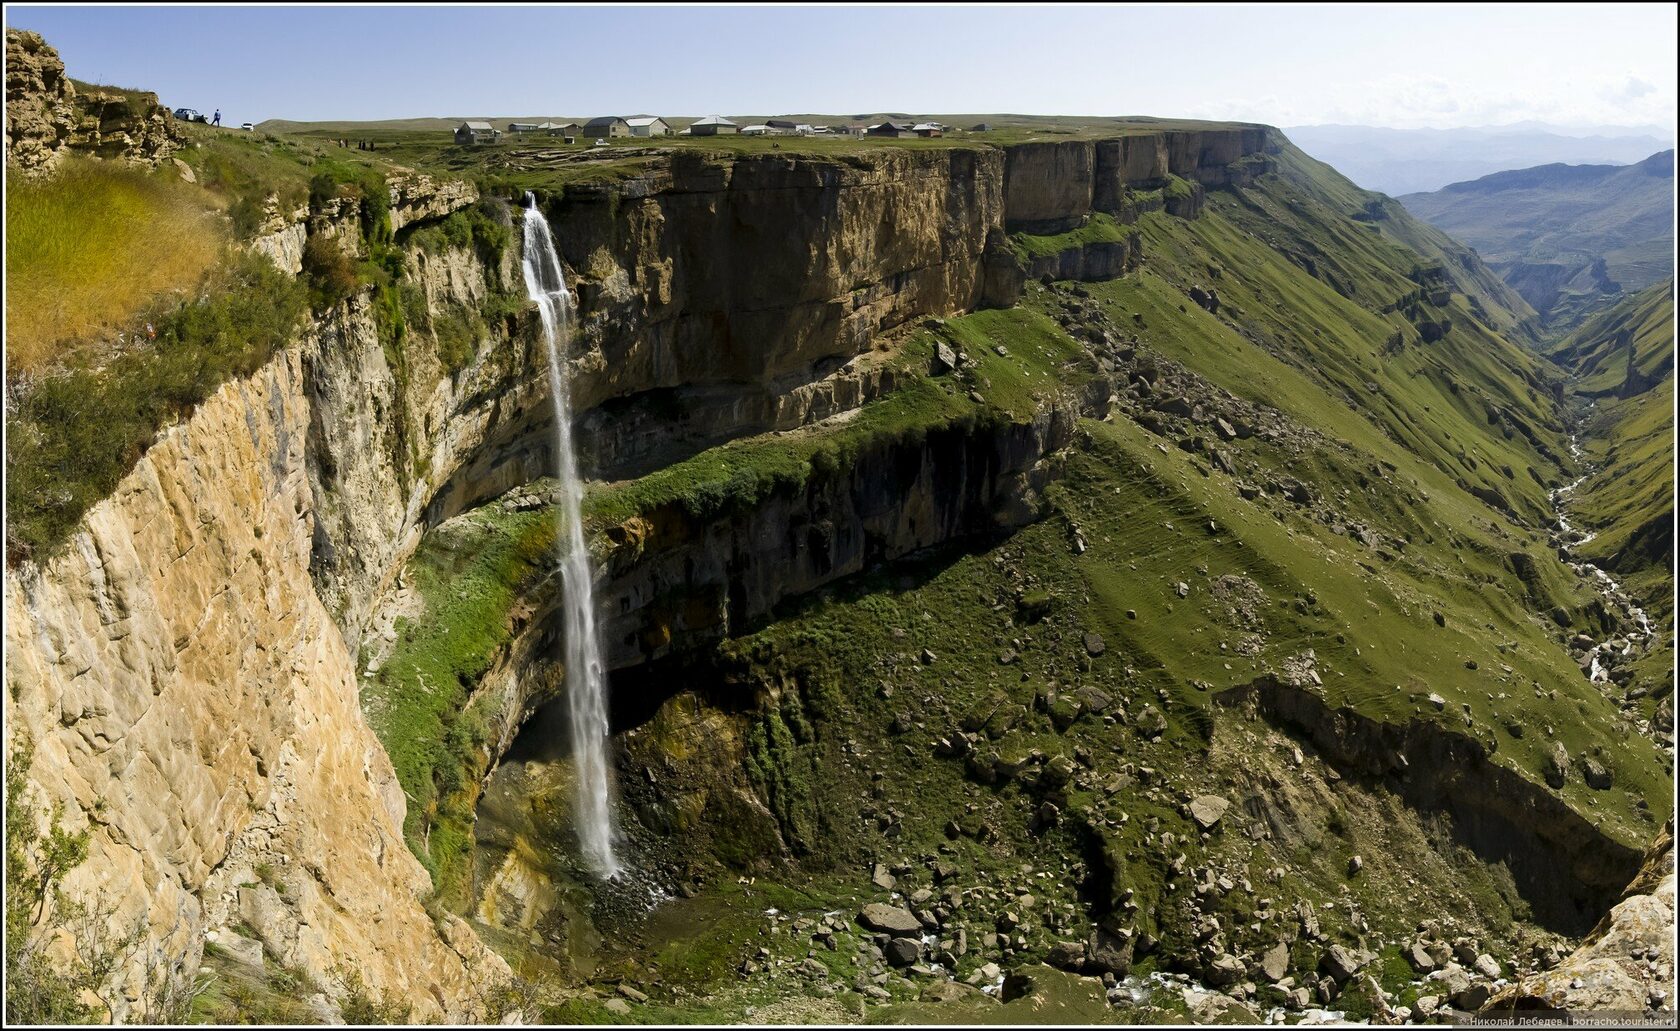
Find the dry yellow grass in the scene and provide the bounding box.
[6,158,224,374]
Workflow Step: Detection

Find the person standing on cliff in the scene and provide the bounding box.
[212,109,221,126]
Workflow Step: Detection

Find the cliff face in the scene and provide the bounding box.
[3,348,505,1020]
[1003,128,1273,231]
[595,403,1080,672]
[6,174,528,1017]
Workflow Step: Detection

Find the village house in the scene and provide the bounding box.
[627,116,672,137]
[689,115,740,136]
[912,123,943,137]
[583,116,630,138]
[454,120,500,145]
[507,122,541,134]
[550,121,581,137]
[969,122,992,132]
[866,121,914,138]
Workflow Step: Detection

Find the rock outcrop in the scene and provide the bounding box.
[4,29,77,174]
[4,29,179,175]
[1216,678,1644,935]
[1001,128,1274,231]
[1482,820,1675,1017]
[594,402,1080,671]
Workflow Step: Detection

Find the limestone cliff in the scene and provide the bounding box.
[3,348,506,1020]
[4,28,179,176]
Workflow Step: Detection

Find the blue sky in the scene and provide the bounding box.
[8,4,1676,131]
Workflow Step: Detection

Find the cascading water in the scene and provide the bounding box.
[1551,428,1655,689]
[520,193,622,878]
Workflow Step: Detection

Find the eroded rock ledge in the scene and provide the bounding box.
[1215,677,1643,935]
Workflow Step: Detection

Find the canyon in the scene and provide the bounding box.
[4,29,1673,1025]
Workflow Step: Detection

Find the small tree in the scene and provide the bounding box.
[4,737,201,1023]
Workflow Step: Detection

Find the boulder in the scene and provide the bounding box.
[1087,928,1134,975]
[999,969,1036,1002]
[858,904,922,935]
[1047,940,1086,971]
[1259,942,1290,982]
[1189,795,1230,830]
[884,937,921,968]
[1453,982,1492,1010]
[1582,757,1613,790]
[1206,953,1246,987]
[932,339,961,374]
[1543,742,1570,789]
[1321,944,1361,983]
[1407,941,1437,974]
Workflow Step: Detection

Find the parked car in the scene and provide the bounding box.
[240,122,255,131]
[171,107,207,123]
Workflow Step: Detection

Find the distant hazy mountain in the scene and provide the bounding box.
[1284,124,1674,196]
[1399,151,1674,331]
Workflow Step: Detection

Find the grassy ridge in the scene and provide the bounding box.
[5,158,224,372]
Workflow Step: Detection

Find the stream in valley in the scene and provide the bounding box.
[1550,429,1656,688]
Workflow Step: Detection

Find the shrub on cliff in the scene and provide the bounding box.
[404,199,511,268]
[302,233,359,308]
[5,739,198,1022]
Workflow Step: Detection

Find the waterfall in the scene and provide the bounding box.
[520,193,622,878]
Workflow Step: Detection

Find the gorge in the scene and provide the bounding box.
[3,27,1674,1026]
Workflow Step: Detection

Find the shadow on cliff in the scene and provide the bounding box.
[503,527,1015,766]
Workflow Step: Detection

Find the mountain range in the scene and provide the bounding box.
[1285,123,1675,196]
[1400,150,1674,329]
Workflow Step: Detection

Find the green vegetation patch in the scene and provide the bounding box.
[1010,212,1134,261]
[363,504,557,905]
[6,254,307,563]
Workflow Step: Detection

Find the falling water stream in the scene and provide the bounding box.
[520,194,622,878]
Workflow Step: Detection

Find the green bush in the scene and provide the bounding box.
[308,160,391,243]
[405,200,510,268]
[302,234,359,309]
